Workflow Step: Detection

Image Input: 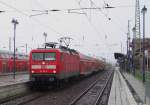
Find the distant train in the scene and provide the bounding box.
[0,50,29,73]
[29,43,105,84]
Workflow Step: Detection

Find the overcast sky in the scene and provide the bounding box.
[0,0,149,62]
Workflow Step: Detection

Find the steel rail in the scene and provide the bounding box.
[94,70,114,105]
[17,93,46,105]
[69,70,112,105]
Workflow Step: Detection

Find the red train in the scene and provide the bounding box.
[0,50,29,73]
[29,43,105,84]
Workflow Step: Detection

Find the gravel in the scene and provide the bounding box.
[2,70,112,105]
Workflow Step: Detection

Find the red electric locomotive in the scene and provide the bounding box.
[29,42,105,85]
[29,43,80,82]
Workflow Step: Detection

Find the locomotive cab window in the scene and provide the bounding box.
[32,52,56,61]
[45,52,56,61]
[32,53,43,60]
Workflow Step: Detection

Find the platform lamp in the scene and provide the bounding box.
[132,27,136,75]
[12,19,19,79]
[141,5,147,82]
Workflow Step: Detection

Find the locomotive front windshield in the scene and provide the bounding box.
[32,52,56,61]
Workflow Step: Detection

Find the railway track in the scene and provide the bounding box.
[1,90,48,105]
[1,70,113,105]
[69,70,114,105]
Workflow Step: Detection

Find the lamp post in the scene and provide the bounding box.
[9,37,11,51]
[0,10,5,13]
[43,32,47,48]
[12,19,19,79]
[132,27,136,75]
[141,5,147,82]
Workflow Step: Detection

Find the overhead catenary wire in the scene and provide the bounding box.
[0,0,110,31]
[78,0,117,50]
[109,15,127,34]
[88,0,112,55]
[81,0,126,56]
[79,0,111,38]
[0,0,133,42]
[74,0,104,38]
[0,0,63,36]
[88,0,128,35]
[74,0,114,59]
[0,1,29,16]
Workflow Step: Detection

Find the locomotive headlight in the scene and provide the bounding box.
[53,70,56,73]
[42,62,45,65]
[31,70,35,73]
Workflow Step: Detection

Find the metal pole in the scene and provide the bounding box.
[132,27,136,75]
[13,22,16,79]
[147,51,149,72]
[12,19,19,79]
[9,37,11,51]
[127,32,129,72]
[145,50,149,80]
[43,32,47,48]
[141,5,147,82]
[121,42,122,53]
[142,12,145,82]
[45,36,46,44]
[25,43,27,54]
[127,20,131,72]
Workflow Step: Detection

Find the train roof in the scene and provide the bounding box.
[78,53,94,60]
[78,52,105,62]
[31,46,79,55]
[0,50,28,59]
[0,50,27,55]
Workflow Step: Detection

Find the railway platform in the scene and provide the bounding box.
[0,72,29,103]
[108,67,137,105]
[0,72,29,87]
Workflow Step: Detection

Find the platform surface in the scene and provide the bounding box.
[0,72,29,87]
[108,67,137,105]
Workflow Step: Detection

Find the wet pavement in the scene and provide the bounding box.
[108,67,137,105]
[0,72,29,87]
[123,72,150,105]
